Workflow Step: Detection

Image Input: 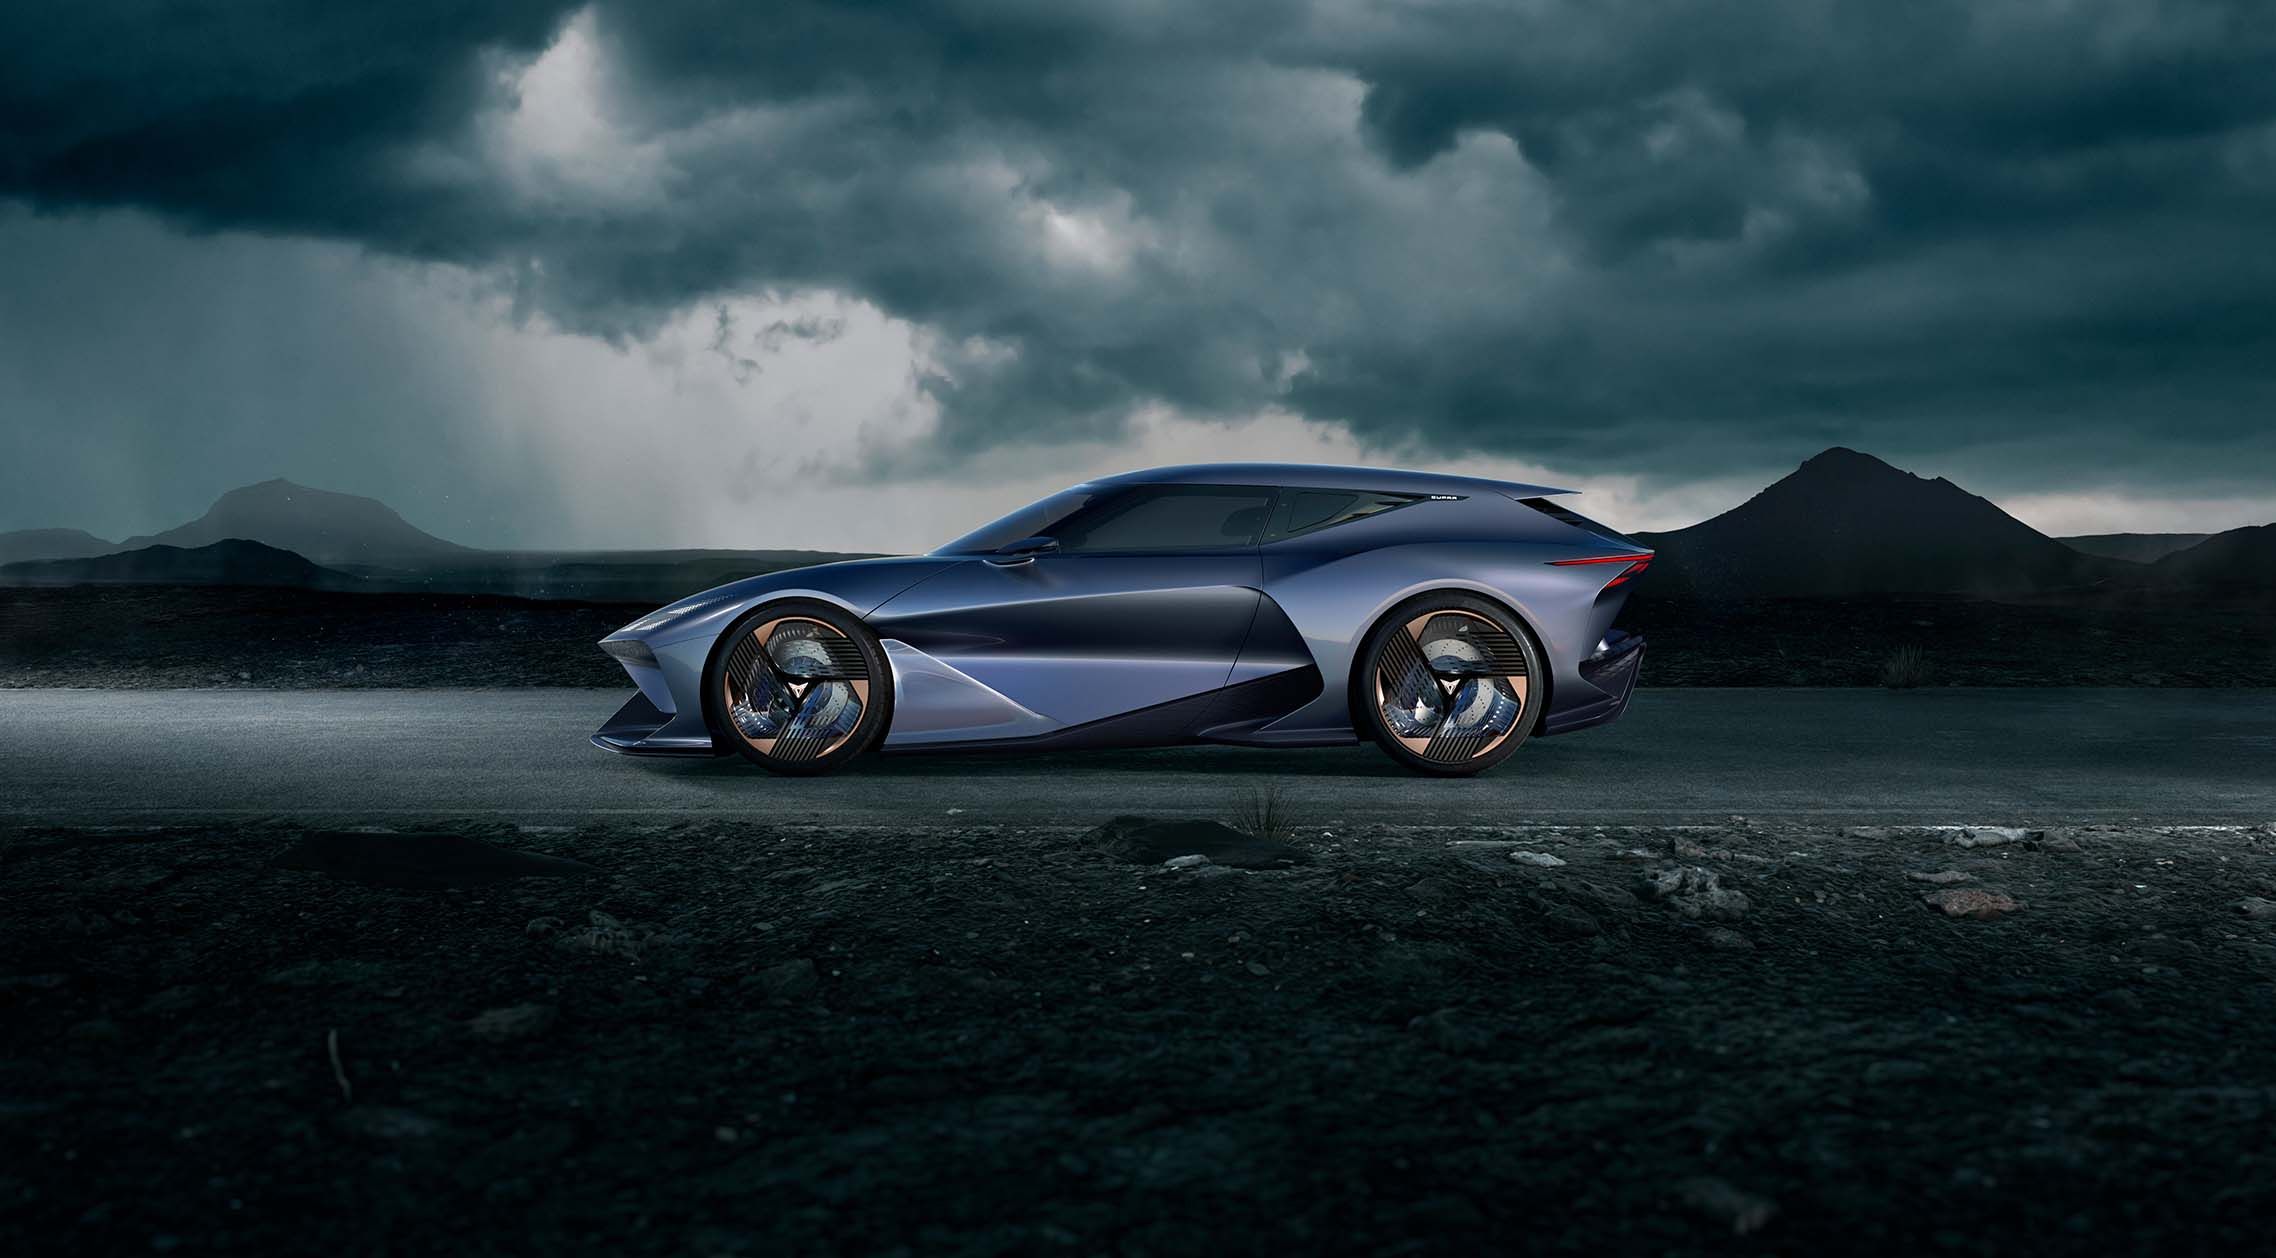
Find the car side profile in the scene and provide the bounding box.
[591,463,1650,776]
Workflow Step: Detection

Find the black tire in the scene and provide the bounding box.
[1353,592,1544,777]
[704,600,893,776]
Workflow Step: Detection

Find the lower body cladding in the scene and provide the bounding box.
[1540,629,1645,736]
[589,630,1645,758]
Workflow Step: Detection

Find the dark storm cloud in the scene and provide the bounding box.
[5,0,2275,490]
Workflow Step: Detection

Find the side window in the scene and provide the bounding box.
[1519,497,1636,546]
[1263,489,1426,542]
[1050,485,1275,553]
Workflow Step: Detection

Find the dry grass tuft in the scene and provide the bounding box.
[1880,645,1930,689]
[1230,784,1297,845]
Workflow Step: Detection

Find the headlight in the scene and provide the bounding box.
[623,607,683,634]
[621,594,726,635]
[598,639,659,666]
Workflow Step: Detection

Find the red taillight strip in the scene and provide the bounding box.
[1550,551,1653,589]
[1548,552,1654,565]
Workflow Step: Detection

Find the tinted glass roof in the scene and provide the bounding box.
[1089,462,1575,499]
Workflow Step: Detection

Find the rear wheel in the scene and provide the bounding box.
[705,600,891,776]
[1355,593,1543,777]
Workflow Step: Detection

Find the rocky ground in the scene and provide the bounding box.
[7,585,2275,689]
[0,586,638,688]
[5,814,2275,1255]
[1621,593,2276,686]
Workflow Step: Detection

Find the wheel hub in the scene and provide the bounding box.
[1375,610,1530,763]
[720,617,872,761]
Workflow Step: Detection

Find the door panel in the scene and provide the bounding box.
[870,553,1263,742]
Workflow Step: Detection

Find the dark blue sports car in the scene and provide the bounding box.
[592,463,1650,776]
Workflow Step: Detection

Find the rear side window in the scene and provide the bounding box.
[1050,485,1275,552]
[1521,497,1635,546]
[1262,489,1424,542]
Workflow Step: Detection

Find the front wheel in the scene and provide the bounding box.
[1354,593,1543,777]
[705,600,892,776]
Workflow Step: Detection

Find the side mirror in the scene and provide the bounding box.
[984,535,1060,566]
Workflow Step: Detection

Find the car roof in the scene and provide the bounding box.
[1089,462,1576,498]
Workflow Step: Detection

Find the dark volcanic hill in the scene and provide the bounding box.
[2060,533,2212,564]
[0,528,116,566]
[0,477,874,601]
[118,479,473,567]
[0,540,353,589]
[1636,448,2133,598]
[2149,524,2276,587]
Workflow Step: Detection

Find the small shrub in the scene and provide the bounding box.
[1881,644,1930,689]
[1230,784,1295,845]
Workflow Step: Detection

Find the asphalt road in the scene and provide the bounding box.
[3,687,2272,826]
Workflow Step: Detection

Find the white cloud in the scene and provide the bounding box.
[2001,491,2276,538]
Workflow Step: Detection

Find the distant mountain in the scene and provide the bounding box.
[2060,533,2212,564]
[1636,448,2133,598]
[0,540,354,589]
[0,475,876,601]
[117,479,473,567]
[2148,524,2276,588]
[0,528,116,566]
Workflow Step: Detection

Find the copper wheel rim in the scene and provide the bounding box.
[1373,609,1530,763]
[719,616,874,762]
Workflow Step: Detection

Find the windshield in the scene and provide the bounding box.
[931,485,1099,555]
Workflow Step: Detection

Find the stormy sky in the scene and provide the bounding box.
[4,0,2273,550]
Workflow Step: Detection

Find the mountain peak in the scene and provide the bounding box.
[1798,445,1884,469]
[118,479,471,567]
[1789,446,1944,487]
[1640,448,2118,597]
[221,477,326,500]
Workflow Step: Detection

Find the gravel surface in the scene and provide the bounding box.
[5,816,2274,1254]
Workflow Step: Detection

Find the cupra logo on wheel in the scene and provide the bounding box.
[591,463,1652,777]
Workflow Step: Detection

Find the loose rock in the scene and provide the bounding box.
[1539,903,1602,939]
[554,911,643,960]
[748,958,819,1001]
[467,1003,557,1043]
[1909,870,1974,885]
[1702,927,1754,952]
[1923,888,2021,920]
[333,1107,445,1143]
[1678,1177,1778,1236]
[1085,816,1304,869]
[1163,854,1211,870]
[1409,1008,1492,1054]
[1948,826,2037,849]
[1405,876,1457,902]
[2237,897,2276,920]
[1509,851,1567,868]
[68,1018,122,1044]
[1636,866,1750,922]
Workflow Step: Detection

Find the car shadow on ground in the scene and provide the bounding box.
[627,743,1424,780]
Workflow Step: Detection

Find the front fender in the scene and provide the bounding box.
[613,557,964,649]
